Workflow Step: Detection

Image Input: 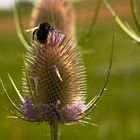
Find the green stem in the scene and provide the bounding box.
[50,121,59,140]
[13,0,30,50]
[130,0,140,32]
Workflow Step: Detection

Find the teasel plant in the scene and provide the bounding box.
[0,0,115,140]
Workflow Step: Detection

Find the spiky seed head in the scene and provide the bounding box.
[21,29,87,124]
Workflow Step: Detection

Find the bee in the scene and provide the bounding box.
[32,22,54,44]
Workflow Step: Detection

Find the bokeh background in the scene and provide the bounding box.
[0,0,140,140]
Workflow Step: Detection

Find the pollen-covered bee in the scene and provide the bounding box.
[32,22,54,44]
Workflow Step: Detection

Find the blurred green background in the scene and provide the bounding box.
[0,0,140,140]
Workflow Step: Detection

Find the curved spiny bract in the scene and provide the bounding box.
[30,0,76,41]
[21,29,86,124]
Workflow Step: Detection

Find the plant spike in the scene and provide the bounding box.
[23,56,43,117]
[8,74,25,103]
[23,56,36,105]
[0,78,24,115]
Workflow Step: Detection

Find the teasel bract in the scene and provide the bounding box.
[0,0,114,140]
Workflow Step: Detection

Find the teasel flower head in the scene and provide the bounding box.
[0,21,89,125]
[21,25,87,124]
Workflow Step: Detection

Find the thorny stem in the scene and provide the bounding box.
[49,121,59,140]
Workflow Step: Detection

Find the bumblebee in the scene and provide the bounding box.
[32,22,53,44]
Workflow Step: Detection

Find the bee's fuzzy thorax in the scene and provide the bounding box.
[22,29,87,123]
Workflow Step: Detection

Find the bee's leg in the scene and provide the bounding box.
[32,29,36,41]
